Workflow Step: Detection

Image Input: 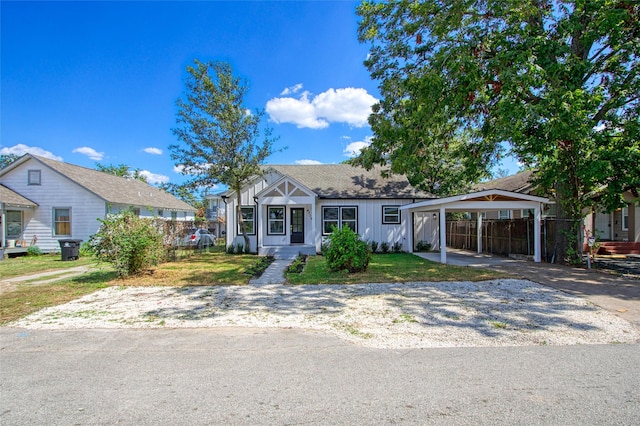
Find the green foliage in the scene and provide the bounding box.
[95,163,148,183]
[356,0,640,264]
[79,242,93,257]
[244,255,275,277]
[226,244,236,254]
[380,242,390,254]
[324,226,371,273]
[87,209,165,278]
[369,240,379,253]
[26,246,43,256]
[286,255,307,274]
[170,59,282,250]
[0,154,19,169]
[416,241,432,252]
[392,241,402,253]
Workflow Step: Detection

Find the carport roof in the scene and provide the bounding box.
[400,189,549,212]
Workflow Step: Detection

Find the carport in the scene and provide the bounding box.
[401,189,549,264]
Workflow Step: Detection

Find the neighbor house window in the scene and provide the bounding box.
[133,208,141,217]
[238,206,255,235]
[521,209,534,219]
[382,206,401,224]
[498,210,511,220]
[267,206,285,235]
[171,211,177,220]
[53,208,71,236]
[622,207,629,230]
[28,170,41,185]
[322,206,358,234]
[6,211,22,238]
[157,209,164,217]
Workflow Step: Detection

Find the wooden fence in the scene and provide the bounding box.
[446,219,558,262]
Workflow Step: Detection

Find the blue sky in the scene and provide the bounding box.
[2,1,518,191]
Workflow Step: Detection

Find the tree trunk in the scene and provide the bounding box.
[235,188,250,253]
[553,174,583,265]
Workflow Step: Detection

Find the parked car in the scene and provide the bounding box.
[184,229,216,247]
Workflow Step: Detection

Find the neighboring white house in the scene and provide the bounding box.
[223,164,550,262]
[0,154,196,253]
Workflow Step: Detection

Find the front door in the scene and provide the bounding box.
[290,208,304,244]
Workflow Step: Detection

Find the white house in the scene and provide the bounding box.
[224,164,550,262]
[0,154,196,254]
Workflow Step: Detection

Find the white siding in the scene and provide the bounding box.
[1,161,106,252]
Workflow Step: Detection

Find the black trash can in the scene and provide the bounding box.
[58,239,83,261]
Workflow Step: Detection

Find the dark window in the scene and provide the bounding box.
[382,206,400,224]
[239,206,255,235]
[322,206,358,234]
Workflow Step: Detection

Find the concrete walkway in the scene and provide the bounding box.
[249,259,292,285]
[415,249,640,330]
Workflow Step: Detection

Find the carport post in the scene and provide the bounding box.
[477,212,483,254]
[534,204,542,262]
[440,207,447,264]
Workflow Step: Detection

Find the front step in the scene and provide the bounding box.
[258,245,316,259]
[596,242,640,255]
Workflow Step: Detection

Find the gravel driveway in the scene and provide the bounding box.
[11,279,639,348]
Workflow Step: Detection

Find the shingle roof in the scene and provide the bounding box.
[266,164,435,199]
[24,155,195,211]
[0,184,38,207]
[473,170,535,194]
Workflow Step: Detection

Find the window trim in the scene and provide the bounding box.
[53,207,72,237]
[382,205,401,224]
[622,206,629,231]
[238,206,256,235]
[6,210,23,239]
[267,206,286,235]
[498,210,511,220]
[28,169,41,186]
[322,206,358,235]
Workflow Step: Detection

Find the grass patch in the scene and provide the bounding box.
[286,253,509,284]
[0,254,95,279]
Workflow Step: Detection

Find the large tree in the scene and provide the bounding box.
[96,163,148,183]
[356,0,639,263]
[170,60,279,250]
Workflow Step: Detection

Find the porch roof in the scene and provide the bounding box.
[0,184,38,209]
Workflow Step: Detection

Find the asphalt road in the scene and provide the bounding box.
[1,327,639,425]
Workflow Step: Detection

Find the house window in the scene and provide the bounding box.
[157,209,164,217]
[622,207,629,230]
[6,211,22,239]
[53,208,71,236]
[322,206,358,234]
[498,210,511,220]
[28,170,41,185]
[238,206,255,235]
[171,211,177,220]
[267,206,285,235]
[480,212,487,219]
[382,206,400,224]
[521,209,534,219]
[133,208,141,217]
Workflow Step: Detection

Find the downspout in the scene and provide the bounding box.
[253,195,259,254]
[221,195,228,248]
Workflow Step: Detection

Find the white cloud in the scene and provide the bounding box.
[72,146,104,161]
[173,165,185,174]
[280,83,303,96]
[266,87,377,129]
[0,144,63,161]
[173,163,211,175]
[343,136,373,158]
[139,170,170,185]
[143,147,163,155]
[294,159,323,165]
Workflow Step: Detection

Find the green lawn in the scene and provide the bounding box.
[285,253,509,284]
[0,253,95,279]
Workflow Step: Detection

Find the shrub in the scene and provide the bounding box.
[416,240,432,252]
[324,226,371,273]
[26,245,43,256]
[392,241,402,253]
[244,255,275,277]
[369,240,379,253]
[235,243,244,254]
[380,242,390,254]
[87,209,165,278]
[286,254,307,274]
[79,241,93,256]
[226,244,236,254]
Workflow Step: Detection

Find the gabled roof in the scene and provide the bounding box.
[265,164,435,199]
[0,184,38,208]
[1,155,195,211]
[473,170,535,194]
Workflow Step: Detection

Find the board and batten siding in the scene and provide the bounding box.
[1,160,106,252]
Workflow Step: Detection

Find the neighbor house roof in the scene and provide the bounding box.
[473,170,536,194]
[265,164,435,199]
[1,155,195,211]
[0,184,38,208]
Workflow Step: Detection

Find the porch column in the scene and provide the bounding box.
[632,203,640,242]
[407,211,414,253]
[477,211,483,254]
[534,203,542,262]
[440,207,447,264]
[310,200,317,252]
